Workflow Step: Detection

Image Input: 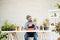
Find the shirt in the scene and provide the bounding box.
[24,21,36,37]
[24,21,36,29]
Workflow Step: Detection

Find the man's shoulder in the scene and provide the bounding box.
[25,21,29,24]
[25,21,29,25]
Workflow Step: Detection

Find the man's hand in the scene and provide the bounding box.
[26,27,34,30]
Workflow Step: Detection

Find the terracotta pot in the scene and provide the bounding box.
[17,27,20,31]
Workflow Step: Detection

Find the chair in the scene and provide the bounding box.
[28,37,34,40]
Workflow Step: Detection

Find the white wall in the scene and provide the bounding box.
[0,0,60,26]
[0,0,60,40]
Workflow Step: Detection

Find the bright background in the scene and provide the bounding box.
[0,0,60,40]
[0,0,60,27]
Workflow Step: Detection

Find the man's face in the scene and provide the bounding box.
[27,17,32,21]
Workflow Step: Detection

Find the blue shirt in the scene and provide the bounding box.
[24,21,36,37]
[24,21,29,29]
[24,21,36,30]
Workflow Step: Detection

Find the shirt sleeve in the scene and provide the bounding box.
[24,22,28,30]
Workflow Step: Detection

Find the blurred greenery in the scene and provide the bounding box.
[56,3,60,8]
[53,22,60,35]
[2,20,11,29]
[0,31,8,40]
[1,20,17,31]
[33,18,37,22]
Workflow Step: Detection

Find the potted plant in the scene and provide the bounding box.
[33,18,37,26]
[1,20,16,31]
[0,31,8,40]
[43,23,49,30]
[33,18,38,29]
[40,25,43,30]
[9,24,16,31]
[33,18,37,22]
[1,20,11,31]
[56,3,60,9]
[54,22,60,34]
[43,19,49,30]
[17,26,20,31]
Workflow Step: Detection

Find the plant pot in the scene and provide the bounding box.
[1,27,8,31]
[8,28,15,31]
[1,27,15,31]
[44,27,49,30]
[40,26,43,30]
[1,28,7,31]
[17,27,20,31]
